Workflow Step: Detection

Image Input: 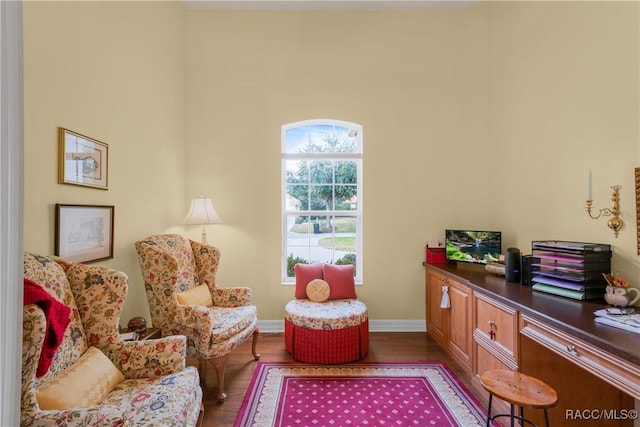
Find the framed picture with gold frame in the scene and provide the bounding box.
[55,204,114,263]
[58,127,109,190]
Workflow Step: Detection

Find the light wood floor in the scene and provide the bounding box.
[192,332,482,427]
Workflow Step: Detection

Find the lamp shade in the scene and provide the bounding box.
[184,196,223,225]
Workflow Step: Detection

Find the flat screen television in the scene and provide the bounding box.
[445,230,502,265]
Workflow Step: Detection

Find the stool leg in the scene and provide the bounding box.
[510,404,515,427]
[544,409,550,427]
[486,394,493,427]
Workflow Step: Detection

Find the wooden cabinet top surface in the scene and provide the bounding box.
[425,263,640,366]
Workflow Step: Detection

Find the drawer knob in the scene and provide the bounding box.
[566,345,577,354]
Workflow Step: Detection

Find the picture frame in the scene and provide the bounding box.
[55,204,114,263]
[58,127,109,190]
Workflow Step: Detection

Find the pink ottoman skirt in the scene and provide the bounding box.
[284,299,369,364]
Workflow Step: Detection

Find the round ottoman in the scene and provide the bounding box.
[285,299,369,364]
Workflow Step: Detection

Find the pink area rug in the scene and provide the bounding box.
[234,362,488,426]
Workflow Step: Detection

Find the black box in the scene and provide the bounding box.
[521,255,539,286]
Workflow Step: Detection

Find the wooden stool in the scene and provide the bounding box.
[480,369,558,427]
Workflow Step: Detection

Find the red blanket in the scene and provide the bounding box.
[23,278,71,377]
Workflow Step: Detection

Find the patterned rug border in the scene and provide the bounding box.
[234,361,489,427]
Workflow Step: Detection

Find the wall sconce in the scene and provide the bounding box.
[585,170,623,237]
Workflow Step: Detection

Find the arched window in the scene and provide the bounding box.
[281,119,363,283]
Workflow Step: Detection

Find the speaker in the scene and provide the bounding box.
[504,247,521,283]
[520,255,540,286]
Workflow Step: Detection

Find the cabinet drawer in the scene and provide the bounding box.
[474,292,518,356]
[520,313,640,400]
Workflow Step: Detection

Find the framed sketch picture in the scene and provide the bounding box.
[58,127,109,189]
[55,204,114,263]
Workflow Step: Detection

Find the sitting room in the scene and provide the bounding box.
[2,0,639,425]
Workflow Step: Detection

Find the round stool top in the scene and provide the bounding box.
[480,370,558,409]
[285,299,368,330]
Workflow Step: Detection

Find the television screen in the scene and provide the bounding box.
[445,230,502,264]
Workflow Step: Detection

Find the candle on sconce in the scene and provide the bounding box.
[584,170,622,237]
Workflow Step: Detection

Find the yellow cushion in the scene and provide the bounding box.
[176,283,213,307]
[36,347,124,410]
[306,279,330,303]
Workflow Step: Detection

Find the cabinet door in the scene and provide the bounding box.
[474,293,518,364]
[448,279,473,372]
[425,269,446,347]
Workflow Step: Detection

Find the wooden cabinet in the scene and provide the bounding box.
[520,314,636,426]
[425,263,640,427]
[425,268,473,372]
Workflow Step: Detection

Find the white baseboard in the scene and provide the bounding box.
[369,320,426,332]
[258,319,426,333]
[258,320,285,333]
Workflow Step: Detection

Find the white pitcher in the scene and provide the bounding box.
[604,286,640,307]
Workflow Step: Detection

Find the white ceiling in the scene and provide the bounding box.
[183,0,482,11]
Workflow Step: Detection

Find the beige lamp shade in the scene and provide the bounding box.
[184,196,223,243]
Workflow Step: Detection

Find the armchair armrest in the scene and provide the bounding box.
[173,305,230,357]
[174,304,214,330]
[22,406,125,427]
[212,287,253,307]
[174,303,205,325]
[120,335,187,379]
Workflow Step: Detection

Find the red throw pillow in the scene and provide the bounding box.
[294,263,324,299]
[323,263,357,300]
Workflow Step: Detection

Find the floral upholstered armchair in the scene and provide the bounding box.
[134,234,259,403]
[22,251,203,427]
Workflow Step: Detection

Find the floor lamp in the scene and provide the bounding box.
[184,196,223,244]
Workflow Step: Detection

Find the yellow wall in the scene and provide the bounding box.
[487,1,640,279]
[184,8,493,323]
[22,1,640,326]
[23,1,187,322]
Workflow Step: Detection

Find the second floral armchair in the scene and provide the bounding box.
[135,234,259,402]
